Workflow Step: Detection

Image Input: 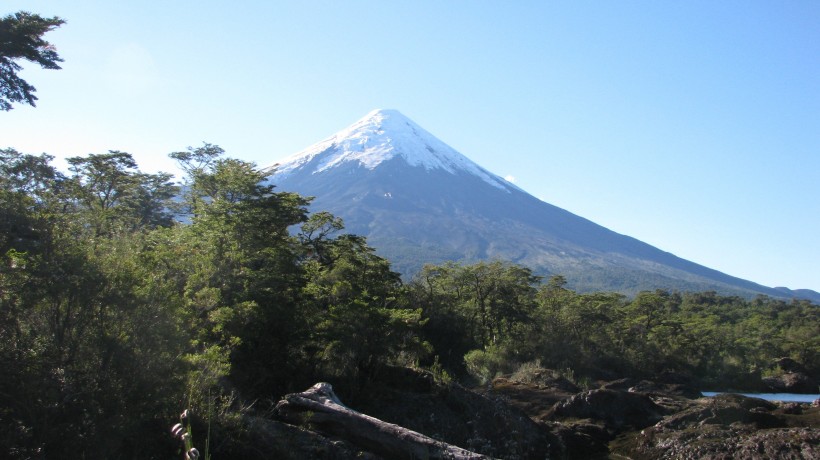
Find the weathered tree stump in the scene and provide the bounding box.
[274,382,492,460]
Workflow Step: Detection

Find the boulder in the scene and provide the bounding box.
[613,393,820,459]
[488,377,575,421]
[762,372,818,394]
[627,425,820,460]
[547,422,610,459]
[599,378,639,391]
[354,368,557,459]
[547,389,666,432]
[655,393,783,431]
[600,378,701,399]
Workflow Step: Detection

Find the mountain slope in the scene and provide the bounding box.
[264,110,818,300]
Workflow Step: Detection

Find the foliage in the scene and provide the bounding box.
[409,260,540,373]
[2,144,818,457]
[0,149,183,457]
[464,345,511,385]
[0,144,433,457]
[0,11,64,110]
[410,264,820,391]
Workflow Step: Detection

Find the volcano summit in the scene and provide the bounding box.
[265,109,817,300]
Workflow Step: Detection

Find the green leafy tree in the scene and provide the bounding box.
[408,262,476,372]
[411,261,540,377]
[167,145,314,400]
[302,233,428,387]
[0,11,64,110]
[0,150,186,457]
[66,151,177,235]
[0,148,62,254]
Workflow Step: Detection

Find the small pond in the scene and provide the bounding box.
[701,391,820,403]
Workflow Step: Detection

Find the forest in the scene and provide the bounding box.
[1,146,818,458]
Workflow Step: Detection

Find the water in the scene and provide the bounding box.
[701,391,820,403]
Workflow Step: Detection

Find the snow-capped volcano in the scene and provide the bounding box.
[267,109,513,191]
[265,109,816,300]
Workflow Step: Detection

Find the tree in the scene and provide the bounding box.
[168,146,314,399]
[66,151,178,235]
[0,11,64,110]
[302,234,427,386]
[0,148,63,254]
[0,151,187,457]
[410,261,540,376]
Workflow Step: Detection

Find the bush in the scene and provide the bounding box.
[464,345,511,385]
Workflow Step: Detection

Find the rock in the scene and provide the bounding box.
[656,394,782,431]
[780,402,804,415]
[548,389,666,432]
[272,374,566,460]
[357,370,557,459]
[628,425,820,460]
[601,378,702,399]
[599,378,638,391]
[612,393,820,459]
[547,422,610,459]
[489,378,575,421]
[656,370,695,385]
[601,378,672,397]
[762,372,817,394]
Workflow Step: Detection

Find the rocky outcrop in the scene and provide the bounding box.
[762,372,818,394]
[654,393,783,430]
[601,378,702,399]
[351,367,557,459]
[629,426,820,460]
[548,389,667,432]
[488,377,577,421]
[615,393,820,459]
[489,374,820,459]
[760,357,818,393]
[210,368,820,460]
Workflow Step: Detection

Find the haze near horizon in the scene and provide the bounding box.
[2,1,818,291]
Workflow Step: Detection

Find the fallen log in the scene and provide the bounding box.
[274,382,492,460]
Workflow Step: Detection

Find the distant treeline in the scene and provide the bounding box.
[1,146,817,458]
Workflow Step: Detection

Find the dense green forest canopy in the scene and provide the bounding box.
[1,146,817,458]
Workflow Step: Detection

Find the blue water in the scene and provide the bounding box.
[701,392,820,403]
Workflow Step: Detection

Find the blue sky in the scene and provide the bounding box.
[3,1,819,292]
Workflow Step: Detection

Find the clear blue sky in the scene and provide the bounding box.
[3,1,819,292]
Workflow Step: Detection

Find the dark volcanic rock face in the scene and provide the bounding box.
[222,369,820,460]
[601,378,702,399]
[616,393,820,459]
[762,372,818,394]
[339,367,558,459]
[548,389,667,432]
[655,393,783,431]
[628,425,820,460]
[488,377,578,421]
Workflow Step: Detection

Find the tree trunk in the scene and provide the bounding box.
[274,382,492,460]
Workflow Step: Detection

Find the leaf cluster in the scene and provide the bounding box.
[0,145,429,458]
[410,265,820,390]
[0,11,64,110]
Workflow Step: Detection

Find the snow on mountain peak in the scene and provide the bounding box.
[267,109,512,190]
